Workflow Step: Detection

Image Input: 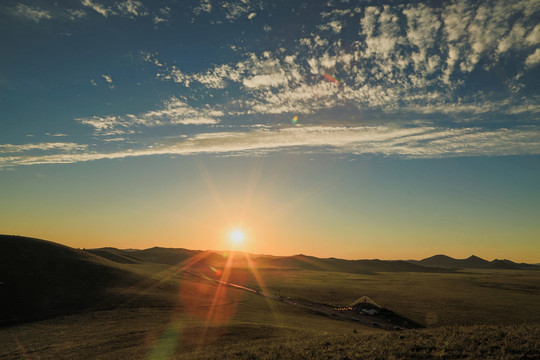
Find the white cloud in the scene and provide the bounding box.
[243,73,288,88]
[194,0,212,15]
[116,0,146,17]
[76,96,221,134]
[223,2,249,20]
[525,48,540,68]
[403,4,441,71]
[81,0,147,18]
[101,74,113,83]
[525,24,540,46]
[103,137,126,142]
[153,16,166,24]
[321,9,352,19]
[171,125,539,161]
[67,9,87,20]
[319,20,343,34]
[2,125,540,169]
[81,0,113,17]
[154,8,171,25]
[212,0,264,22]
[144,0,539,126]
[498,23,527,54]
[0,142,87,153]
[13,4,52,22]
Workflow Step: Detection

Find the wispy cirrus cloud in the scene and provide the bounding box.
[76,96,221,135]
[12,4,52,22]
[81,0,112,17]
[0,142,87,154]
[2,125,539,169]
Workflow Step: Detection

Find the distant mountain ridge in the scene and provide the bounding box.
[89,247,456,274]
[410,254,539,270]
[89,246,539,272]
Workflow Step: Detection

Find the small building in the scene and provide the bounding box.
[350,296,381,316]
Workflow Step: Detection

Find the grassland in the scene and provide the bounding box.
[1,236,539,359]
[226,268,540,327]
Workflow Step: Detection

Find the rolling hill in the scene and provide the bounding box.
[0,235,153,325]
[3,235,538,326]
[91,247,455,274]
[89,246,539,274]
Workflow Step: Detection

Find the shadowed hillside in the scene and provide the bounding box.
[0,235,152,325]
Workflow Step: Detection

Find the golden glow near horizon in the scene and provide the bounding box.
[2,156,540,264]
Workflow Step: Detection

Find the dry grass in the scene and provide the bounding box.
[187,324,540,360]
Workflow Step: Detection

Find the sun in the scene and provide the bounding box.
[230,230,245,245]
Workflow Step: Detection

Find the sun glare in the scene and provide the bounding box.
[230,230,245,245]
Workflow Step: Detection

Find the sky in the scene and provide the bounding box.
[1,0,539,262]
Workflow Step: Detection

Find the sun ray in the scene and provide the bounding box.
[239,251,284,325]
[239,159,265,224]
[198,250,237,346]
[196,160,233,225]
[251,170,344,229]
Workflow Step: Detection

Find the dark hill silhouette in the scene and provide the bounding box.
[95,248,454,274]
[0,235,151,325]
[411,254,539,270]
[87,245,539,273]
[256,255,454,273]
[489,259,539,270]
[414,254,491,269]
[491,259,520,269]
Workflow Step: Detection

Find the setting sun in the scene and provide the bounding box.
[230,230,245,245]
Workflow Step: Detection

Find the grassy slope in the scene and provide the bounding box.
[0,235,155,324]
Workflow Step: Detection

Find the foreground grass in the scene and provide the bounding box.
[188,324,540,360]
[2,309,538,360]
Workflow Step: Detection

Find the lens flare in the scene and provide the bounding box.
[322,73,340,84]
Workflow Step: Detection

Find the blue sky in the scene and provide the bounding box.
[1,0,539,260]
